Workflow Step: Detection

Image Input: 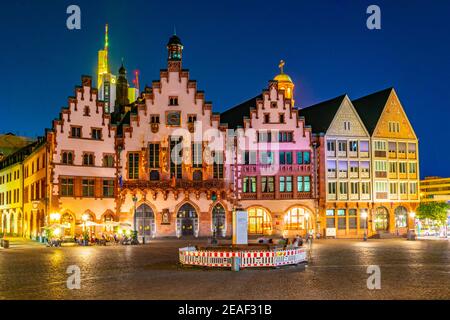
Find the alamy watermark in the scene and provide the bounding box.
[366,265,381,290]
[367,5,381,30]
[66,5,81,30]
[66,265,81,289]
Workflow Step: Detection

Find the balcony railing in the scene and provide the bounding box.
[240,164,311,175]
[122,179,226,190]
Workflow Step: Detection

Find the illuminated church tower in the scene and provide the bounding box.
[167,34,183,71]
[97,24,117,113]
[274,60,295,106]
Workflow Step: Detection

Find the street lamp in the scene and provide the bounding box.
[361,210,368,241]
[50,212,61,223]
[132,195,138,244]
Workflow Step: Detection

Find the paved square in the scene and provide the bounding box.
[0,238,449,300]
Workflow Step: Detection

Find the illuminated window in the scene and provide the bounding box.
[61,178,74,196]
[261,176,274,193]
[247,207,272,235]
[284,207,311,230]
[102,180,114,198]
[82,179,95,197]
[128,153,140,179]
[149,144,160,169]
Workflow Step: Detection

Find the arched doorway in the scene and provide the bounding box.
[284,207,312,236]
[135,204,155,242]
[374,207,389,231]
[61,213,75,237]
[395,206,408,229]
[177,203,198,237]
[212,204,226,237]
[247,207,272,235]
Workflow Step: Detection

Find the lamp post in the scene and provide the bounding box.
[361,210,368,241]
[132,195,138,244]
[49,212,60,242]
[408,211,416,240]
[82,213,90,246]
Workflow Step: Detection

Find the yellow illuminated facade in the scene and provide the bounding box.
[274,60,295,105]
[420,177,450,203]
[23,139,48,239]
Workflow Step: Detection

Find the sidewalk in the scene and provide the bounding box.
[417,235,449,241]
[0,237,46,250]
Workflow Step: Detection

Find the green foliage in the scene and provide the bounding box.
[417,202,450,226]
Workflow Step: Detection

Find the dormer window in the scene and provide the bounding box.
[169,96,179,106]
[188,115,197,123]
[84,106,90,116]
[150,115,160,124]
[70,126,81,138]
[344,121,351,131]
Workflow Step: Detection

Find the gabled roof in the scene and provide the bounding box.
[220,95,261,129]
[352,87,393,135]
[298,95,347,134]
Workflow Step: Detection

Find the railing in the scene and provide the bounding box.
[123,179,226,190]
[240,164,311,175]
[179,247,307,268]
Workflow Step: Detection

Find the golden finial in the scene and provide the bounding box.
[279,60,285,74]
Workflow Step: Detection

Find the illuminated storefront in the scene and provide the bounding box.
[247,207,272,235]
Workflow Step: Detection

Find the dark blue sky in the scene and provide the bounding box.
[0,0,449,178]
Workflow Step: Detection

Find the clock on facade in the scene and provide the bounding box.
[166,111,181,126]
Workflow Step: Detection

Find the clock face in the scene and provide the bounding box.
[166,111,181,126]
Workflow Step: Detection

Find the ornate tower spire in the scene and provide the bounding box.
[274,60,295,106]
[115,62,130,111]
[104,24,109,73]
[167,34,183,72]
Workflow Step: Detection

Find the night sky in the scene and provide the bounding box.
[0,0,449,178]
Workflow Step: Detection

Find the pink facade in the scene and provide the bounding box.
[222,81,317,237]
[50,76,117,237]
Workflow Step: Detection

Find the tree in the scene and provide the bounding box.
[417,202,450,226]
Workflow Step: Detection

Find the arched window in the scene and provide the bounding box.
[375,207,389,231]
[84,106,90,116]
[212,204,226,236]
[284,207,311,230]
[136,204,155,240]
[247,207,272,235]
[177,203,198,237]
[395,206,408,228]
